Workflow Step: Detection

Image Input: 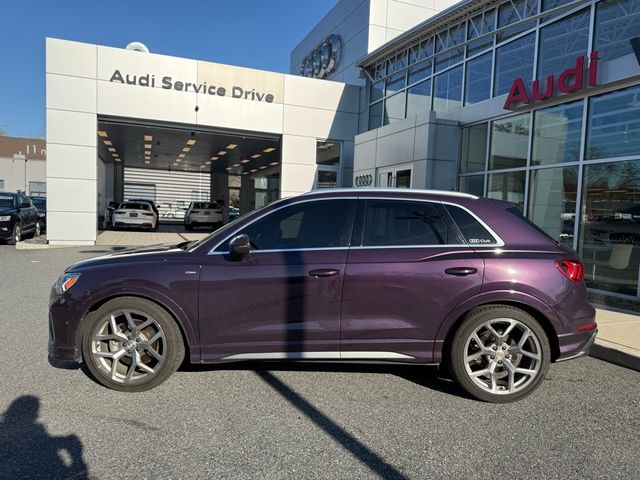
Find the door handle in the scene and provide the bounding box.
[444,267,477,276]
[308,269,340,278]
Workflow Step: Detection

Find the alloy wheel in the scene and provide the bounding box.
[463,318,542,395]
[35,221,41,237]
[14,224,21,243]
[90,309,166,384]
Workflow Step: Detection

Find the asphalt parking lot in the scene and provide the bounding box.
[0,244,639,479]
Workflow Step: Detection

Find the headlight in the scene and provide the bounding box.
[0,216,11,221]
[54,273,81,295]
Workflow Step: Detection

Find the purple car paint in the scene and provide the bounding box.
[48,189,597,402]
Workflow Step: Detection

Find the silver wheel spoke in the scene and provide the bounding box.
[147,331,165,346]
[108,314,127,340]
[147,347,163,362]
[516,368,537,376]
[110,350,126,380]
[125,352,138,382]
[133,318,154,335]
[124,310,136,331]
[136,352,155,374]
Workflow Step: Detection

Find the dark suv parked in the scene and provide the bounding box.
[48,189,596,402]
[0,192,41,244]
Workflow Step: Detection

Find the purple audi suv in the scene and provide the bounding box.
[49,189,597,402]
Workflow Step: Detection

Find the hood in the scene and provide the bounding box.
[67,242,188,271]
[0,207,17,216]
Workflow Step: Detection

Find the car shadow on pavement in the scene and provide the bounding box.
[182,362,472,399]
[0,395,90,480]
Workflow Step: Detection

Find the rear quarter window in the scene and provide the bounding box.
[445,204,497,245]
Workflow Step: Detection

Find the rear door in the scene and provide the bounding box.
[341,199,484,362]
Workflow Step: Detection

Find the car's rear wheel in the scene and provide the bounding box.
[449,305,550,403]
[82,297,184,392]
[8,223,21,245]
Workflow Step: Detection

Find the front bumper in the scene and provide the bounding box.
[556,327,598,362]
[48,288,84,367]
[0,222,13,240]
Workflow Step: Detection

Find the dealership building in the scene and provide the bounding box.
[45,0,639,306]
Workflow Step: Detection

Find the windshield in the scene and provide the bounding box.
[192,202,218,209]
[0,194,15,209]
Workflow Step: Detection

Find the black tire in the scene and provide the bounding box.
[7,223,21,245]
[82,297,185,392]
[449,305,550,403]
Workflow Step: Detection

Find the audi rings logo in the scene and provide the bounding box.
[300,34,342,79]
[355,174,373,187]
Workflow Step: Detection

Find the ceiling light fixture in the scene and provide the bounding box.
[259,165,267,170]
[186,139,197,146]
[225,167,232,171]
[242,171,249,175]
[98,131,108,137]
[269,161,279,166]
[205,161,212,165]
[108,147,116,152]
[251,154,261,159]
[263,147,276,153]
[144,135,153,141]
[182,147,190,152]
[232,163,240,167]
[145,144,152,149]
[178,154,185,158]
[226,144,237,149]
[250,168,258,173]
[144,160,150,164]
[241,159,250,164]
[210,156,219,161]
[218,151,227,155]
[103,140,113,146]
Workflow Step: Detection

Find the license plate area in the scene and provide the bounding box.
[130,212,138,217]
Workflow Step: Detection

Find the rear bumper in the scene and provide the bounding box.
[556,327,598,362]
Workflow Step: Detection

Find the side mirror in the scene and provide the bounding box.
[229,233,251,257]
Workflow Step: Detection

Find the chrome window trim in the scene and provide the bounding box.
[207,195,505,255]
[207,196,358,255]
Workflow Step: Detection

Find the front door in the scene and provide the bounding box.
[198,198,356,361]
[341,199,484,362]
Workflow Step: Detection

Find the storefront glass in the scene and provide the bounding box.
[459,175,484,196]
[528,166,578,245]
[594,0,640,63]
[490,114,530,170]
[579,160,640,297]
[487,171,526,209]
[494,33,535,96]
[531,101,583,165]
[433,65,463,114]
[406,79,431,118]
[465,52,492,105]
[460,123,488,173]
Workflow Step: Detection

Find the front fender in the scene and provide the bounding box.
[432,289,564,363]
[74,283,200,362]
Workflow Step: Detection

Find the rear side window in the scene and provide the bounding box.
[445,204,497,245]
[362,200,457,246]
[216,199,355,252]
[121,203,149,210]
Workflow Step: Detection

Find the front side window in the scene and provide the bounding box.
[0,194,15,209]
[216,199,355,252]
[362,200,457,247]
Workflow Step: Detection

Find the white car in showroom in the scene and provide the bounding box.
[112,201,157,230]
[185,202,223,230]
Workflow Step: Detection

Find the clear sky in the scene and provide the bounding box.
[0,0,338,138]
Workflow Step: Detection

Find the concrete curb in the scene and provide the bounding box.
[15,242,74,250]
[590,343,640,372]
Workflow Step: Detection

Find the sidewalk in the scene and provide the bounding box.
[592,308,640,372]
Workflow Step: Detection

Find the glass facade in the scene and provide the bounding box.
[364,0,640,301]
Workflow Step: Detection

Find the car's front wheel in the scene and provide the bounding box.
[8,223,21,245]
[82,297,185,392]
[449,305,550,403]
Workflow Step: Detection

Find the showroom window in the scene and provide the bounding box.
[434,24,465,73]
[406,79,431,118]
[362,200,455,247]
[370,80,384,103]
[537,8,590,81]
[408,60,431,85]
[433,65,463,114]
[459,175,485,197]
[528,166,578,245]
[489,114,530,170]
[494,33,535,96]
[497,0,538,42]
[369,101,383,130]
[594,0,640,63]
[383,91,407,125]
[531,100,583,165]
[487,171,526,210]
[467,8,496,56]
[586,85,640,160]
[216,199,355,252]
[461,123,488,173]
[579,160,640,297]
[465,51,492,106]
[316,141,341,189]
[29,182,47,197]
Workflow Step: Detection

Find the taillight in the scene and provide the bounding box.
[575,321,597,332]
[142,212,154,217]
[555,260,584,283]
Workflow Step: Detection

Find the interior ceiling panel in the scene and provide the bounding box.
[97,120,281,176]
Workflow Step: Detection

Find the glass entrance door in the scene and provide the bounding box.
[376,164,412,188]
